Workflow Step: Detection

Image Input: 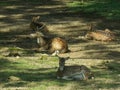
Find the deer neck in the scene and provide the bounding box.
[59,65,64,71]
[37,36,46,47]
[57,66,65,78]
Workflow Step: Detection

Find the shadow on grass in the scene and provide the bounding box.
[92,60,120,89]
[0,57,70,88]
[1,68,70,87]
[0,0,120,45]
[67,0,120,21]
[0,57,119,89]
[0,0,63,6]
[0,58,18,69]
[69,60,120,90]
[83,50,120,60]
[0,0,119,89]
[0,58,19,82]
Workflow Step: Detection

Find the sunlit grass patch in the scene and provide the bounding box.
[0,55,119,90]
[66,0,120,20]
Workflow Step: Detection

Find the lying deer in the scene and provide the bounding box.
[36,31,70,54]
[85,24,115,42]
[56,56,94,80]
[30,16,49,34]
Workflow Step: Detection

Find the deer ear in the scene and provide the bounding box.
[32,16,40,22]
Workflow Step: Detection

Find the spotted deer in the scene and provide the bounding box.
[85,24,115,42]
[56,56,94,80]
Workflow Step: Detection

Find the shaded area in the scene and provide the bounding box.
[0,0,119,59]
[0,0,120,89]
[82,44,120,59]
[67,0,120,21]
[0,57,119,89]
[0,0,65,26]
[69,61,120,90]
[0,57,70,88]
[0,58,19,82]
[85,50,120,60]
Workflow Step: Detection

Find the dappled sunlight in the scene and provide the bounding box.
[0,0,66,30]
[0,0,119,59]
[67,0,120,20]
[0,56,119,89]
[3,5,25,9]
[35,5,66,9]
[0,0,120,90]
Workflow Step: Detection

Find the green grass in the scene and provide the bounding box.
[0,0,56,6]
[0,0,120,89]
[0,0,41,6]
[0,55,119,90]
[66,0,120,20]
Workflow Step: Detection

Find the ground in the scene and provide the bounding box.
[0,0,120,90]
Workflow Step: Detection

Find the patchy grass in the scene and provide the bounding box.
[0,0,120,90]
[66,0,120,20]
[0,56,119,90]
[0,0,60,6]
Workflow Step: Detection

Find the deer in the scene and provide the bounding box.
[35,31,70,54]
[85,24,116,42]
[29,16,70,54]
[30,16,49,34]
[56,55,94,80]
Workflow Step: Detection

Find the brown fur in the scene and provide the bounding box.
[86,32,113,41]
[85,28,115,42]
[49,37,69,53]
[30,16,49,34]
[56,56,94,80]
[36,32,69,54]
[57,65,93,78]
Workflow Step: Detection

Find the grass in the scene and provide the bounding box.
[0,0,120,90]
[66,0,120,20]
[0,0,59,6]
[0,0,41,6]
[0,55,119,90]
